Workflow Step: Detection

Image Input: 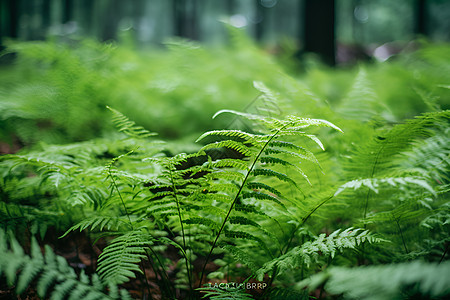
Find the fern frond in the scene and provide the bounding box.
[421,201,450,229]
[97,229,154,284]
[337,68,389,121]
[183,217,221,233]
[0,230,131,299]
[245,182,282,197]
[348,110,450,178]
[197,284,254,300]
[281,115,343,133]
[268,140,318,160]
[335,176,436,196]
[207,170,246,182]
[229,216,261,229]
[107,106,156,138]
[259,156,311,184]
[229,216,279,245]
[299,260,450,300]
[241,191,285,208]
[210,159,249,170]
[212,109,268,122]
[267,287,309,300]
[196,130,258,143]
[263,148,319,165]
[398,125,450,184]
[61,216,130,238]
[251,168,298,188]
[224,230,269,254]
[203,193,234,203]
[207,182,240,193]
[255,228,385,280]
[200,140,253,157]
[220,244,259,272]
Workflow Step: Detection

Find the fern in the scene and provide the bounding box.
[331,111,450,260]
[346,110,449,179]
[335,176,436,196]
[255,228,385,281]
[337,68,392,121]
[107,106,157,139]
[0,229,131,300]
[195,109,342,286]
[266,287,309,300]
[197,284,254,300]
[96,229,154,285]
[299,260,450,300]
[60,215,131,238]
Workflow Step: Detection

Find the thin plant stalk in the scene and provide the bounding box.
[198,126,285,288]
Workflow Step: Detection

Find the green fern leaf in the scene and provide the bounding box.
[200,140,253,157]
[245,182,282,197]
[259,156,311,184]
[61,216,129,238]
[241,190,285,208]
[299,260,450,300]
[196,130,257,143]
[207,170,246,182]
[220,244,259,272]
[251,168,298,188]
[210,159,249,170]
[184,217,221,232]
[335,176,436,196]
[255,228,385,281]
[0,230,131,299]
[97,229,154,285]
[107,106,156,138]
[197,284,254,300]
[16,238,44,294]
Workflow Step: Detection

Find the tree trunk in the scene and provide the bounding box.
[414,0,427,36]
[304,0,336,65]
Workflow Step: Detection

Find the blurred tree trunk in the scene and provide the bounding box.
[0,0,19,52]
[102,0,121,41]
[414,0,427,36]
[255,0,266,42]
[62,0,73,23]
[173,0,199,40]
[304,0,336,65]
[41,0,51,38]
[1,0,19,38]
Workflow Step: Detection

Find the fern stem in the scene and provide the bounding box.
[146,248,175,299]
[363,139,386,221]
[168,167,193,296]
[283,195,334,255]
[395,218,409,254]
[139,261,153,300]
[107,168,133,229]
[143,251,162,299]
[198,126,285,288]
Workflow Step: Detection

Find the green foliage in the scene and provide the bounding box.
[255,228,385,281]
[1,34,449,299]
[0,229,131,300]
[97,229,154,284]
[106,106,157,139]
[197,285,254,300]
[0,30,289,144]
[300,260,450,300]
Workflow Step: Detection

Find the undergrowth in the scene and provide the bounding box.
[0,31,449,299]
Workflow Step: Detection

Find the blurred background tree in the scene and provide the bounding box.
[1,0,449,65]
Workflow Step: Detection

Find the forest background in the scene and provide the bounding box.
[0,1,449,299]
